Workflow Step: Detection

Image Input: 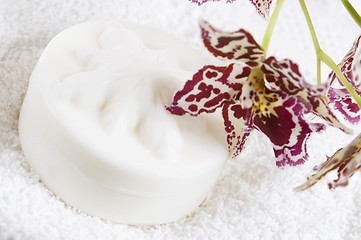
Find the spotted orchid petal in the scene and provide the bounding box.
[249,0,273,19]
[166,64,251,116]
[309,96,353,134]
[189,0,236,6]
[199,20,264,66]
[329,35,361,89]
[261,57,353,134]
[328,35,361,124]
[189,0,219,5]
[328,88,361,124]
[223,102,253,158]
[189,1,272,19]
[252,94,325,167]
[262,57,325,96]
[351,38,361,90]
[295,133,361,191]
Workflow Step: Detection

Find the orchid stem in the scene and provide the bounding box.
[299,0,322,85]
[316,57,321,85]
[299,0,320,51]
[261,0,287,56]
[299,0,361,110]
[341,0,361,28]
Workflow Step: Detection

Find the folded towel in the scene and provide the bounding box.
[1,0,361,239]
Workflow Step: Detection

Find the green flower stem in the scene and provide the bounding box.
[261,0,287,55]
[299,0,322,84]
[316,57,321,85]
[299,0,320,51]
[341,0,361,28]
[299,0,361,110]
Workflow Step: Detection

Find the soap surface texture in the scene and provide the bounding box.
[19,21,227,224]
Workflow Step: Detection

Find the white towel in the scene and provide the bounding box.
[1,0,361,239]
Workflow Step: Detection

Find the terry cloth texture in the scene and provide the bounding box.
[1,0,361,239]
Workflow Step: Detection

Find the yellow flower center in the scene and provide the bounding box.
[244,67,279,117]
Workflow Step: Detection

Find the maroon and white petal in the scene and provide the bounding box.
[253,94,325,167]
[329,35,361,89]
[200,20,264,66]
[309,96,353,134]
[262,57,352,133]
[222,102,253,158]
[189,0,236,5]
[328,87,361,124]
[189,0,219,5]
[351,39,361,90]
[166,64,251,116]
[262,57,326,97]
[295,133,361,191]
[326,36,361,125]
[249,0,273,19]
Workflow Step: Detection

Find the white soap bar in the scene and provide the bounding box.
[19,21,228,225]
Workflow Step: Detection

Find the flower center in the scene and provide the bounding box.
[242,67,278,117]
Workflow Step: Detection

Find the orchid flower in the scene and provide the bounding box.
[189,0,273,19]
[295,133,361,191]
[296,33,361,191]
[328,35,361,124]
[166,21,352,167]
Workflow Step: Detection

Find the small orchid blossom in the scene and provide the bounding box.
[328,35,361,124]
[189,0,273,19]
[295,133,361,191]
[166,21,352,167]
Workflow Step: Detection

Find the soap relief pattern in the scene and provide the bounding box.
[55,24,207,163]
[168,0,361,189]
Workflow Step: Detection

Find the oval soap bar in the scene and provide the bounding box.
[19,21,228,224]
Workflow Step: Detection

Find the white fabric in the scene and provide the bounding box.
[1,0,361,239]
